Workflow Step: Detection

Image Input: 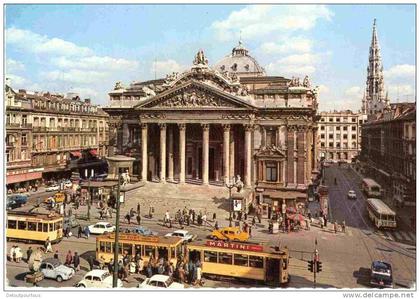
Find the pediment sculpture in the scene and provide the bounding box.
[193,49,208,66]
[154,89,237,108]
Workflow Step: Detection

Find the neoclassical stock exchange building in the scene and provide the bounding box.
[104,42,319,215]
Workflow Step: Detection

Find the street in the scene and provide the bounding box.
[6,164,416,289]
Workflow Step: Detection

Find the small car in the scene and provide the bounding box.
[94,173,108,181]
[46,185,60,192]
[45,192,66,204]
[347,190,357,200]
[6,198,21,210]
[138,274,185,289]
[40,258,75,282]
[7,194,28,206]
[165,230,196,242]
[370,261,393,288]
[76,270,123,288]
[88,222,116,234]
[210,227,250,242]
[120,226,158,236]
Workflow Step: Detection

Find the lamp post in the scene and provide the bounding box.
[112,171,121,288]
[225,177,235,227]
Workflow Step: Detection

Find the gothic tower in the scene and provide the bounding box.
[364,19,389,116]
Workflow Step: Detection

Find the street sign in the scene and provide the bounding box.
[206,240,263,252]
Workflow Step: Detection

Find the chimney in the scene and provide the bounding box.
[84,98,91,104]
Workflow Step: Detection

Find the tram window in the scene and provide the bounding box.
[158,247,168,260]
[219,252,233,265]
[283,258,288,270]
[18,221,27,230]
[56,221,62,230]
[100,242,106,252]
[105,242,112,253]
[28,222,37,231]
[117,243,124,254]
[249,256,263,268]
[204,251,217,263]
[145,245,155,257]
[7,220,17,229]
[49,223,54,232]
[234,254,249,267]
[37,223,43,232]
[170,247,176,259]
[122,243,133,255]
[43,223,49,232]
[135,245,143,256]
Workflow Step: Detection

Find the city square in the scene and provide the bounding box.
[3,3,417,297]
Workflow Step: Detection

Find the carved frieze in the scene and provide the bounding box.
[140,113,167,120]
[221,113,254,120]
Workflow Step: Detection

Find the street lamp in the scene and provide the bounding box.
[112,171,122,288]
[225,177,235,227]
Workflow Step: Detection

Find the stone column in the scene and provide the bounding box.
[244,124,252,188]
[168,125,174,182]
[202,124,210,185]
[141,123,148,182]
[223,124,230,184]
[159,123,167,183]
[178,124,186,184]
[229,128,235,179]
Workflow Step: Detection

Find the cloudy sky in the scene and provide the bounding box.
[5,4,415,111]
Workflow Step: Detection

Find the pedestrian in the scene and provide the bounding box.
[15,246,23,263]
[73,252,80,272]
[129,258,136,274]
[146,262,153,278]
[136,214,141,225]
[10,246,16,262]
[324,215,328,227]
[342,220,346,233]
[212,212,216,222]
[125,213,131,224]
[192,210,196,224]
[308,211,312,221]
[53,250,59,260]
[137,202,141,216]
[99,209,103,220]
[84,226,90,239]
[137,257,144,274]
[45,237,53,253]
[249,226,252,237]
[88,255,94,271]
[130,208,135,219]
[334,221,338,234]
[108,259,114,274]
[215,221,219,230]
[149,206,154,218]
[252,216,256,226]
[202,213,207,227]
[78,225,83,239]
[26,246,33,263]
[306,218,311,231]
[165,210,170,224]
[65,250,72,266]
[244,212,248,220]
[319,216,324,229]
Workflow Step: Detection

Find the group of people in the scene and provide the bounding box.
[64,250,81,271]
[164,207,215,229]
[125,207,141,225]
[9,245,24,262]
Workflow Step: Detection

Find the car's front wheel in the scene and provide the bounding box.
[56,275,63,282]
[77,284,86,288]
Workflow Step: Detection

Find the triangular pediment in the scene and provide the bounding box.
[134,80,254,110]
[255,145,286,158]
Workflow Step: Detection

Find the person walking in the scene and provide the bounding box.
[306,218,311,231]
[26,246,33,263]
[202,213,207,227]
[77,225,83,239]
[334,221,338,234]
[252,216,256,227]
[10,246,16,262]
[53,250,59,260]
[84,226,90,239]
[15,246,23,263]
[45,237,53,253]
[137,203,141,216]
[108,258,114,274]
[136,214,141,225]
[342,220,346,233]
[65,250,72,266]
[73,252,80,272]
[125,213,131,224]
[88,255,94,271]
[212,212,216,222]
[215,221,219,231]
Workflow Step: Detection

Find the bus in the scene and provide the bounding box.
[366,198,397,229]
[6,211,63,243]
[362,178,382,198]
[186,240,290,286]
[96,233,184,265]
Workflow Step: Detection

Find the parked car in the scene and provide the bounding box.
[370,261,393,288]
[46,185,60,192]
[138,274,185,289]
[347,190,357,200]
[44,192,66,204]
[210,227,250,242]
[94,173,108,181]
[76,270,123,288]
[165,230,196,242]
[120,226,158,236]
[40,258,75,282]
[88,222,116,234]
[7,194,28,206]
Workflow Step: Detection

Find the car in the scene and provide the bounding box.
[6,198,21,210]
[93,173,108,181]
[46,185,60,192]
[44,192,66,204]
[40,258,75,282]
[64,214,79,230]
[7,194,28,206]
[165,230,196,242]
[370,261,393,288]
[120,226,158,236]
[76,270,123,288]
[88,222,116,234]
[138,274,185,289]
[210,227,250,242]
[347,190,357,200]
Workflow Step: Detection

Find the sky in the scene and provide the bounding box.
[4,4,416,111]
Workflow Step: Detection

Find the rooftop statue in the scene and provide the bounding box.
[193,49,208,66]
[303,75,311,88]
[114,81,123,90]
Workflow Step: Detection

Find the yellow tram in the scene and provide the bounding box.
[6,211,63,243]
[96,233,184,265]
[186,240,290,286]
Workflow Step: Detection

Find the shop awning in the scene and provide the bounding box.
[71,151,82,157]
[7,171,42,185]
[89,149,97,156]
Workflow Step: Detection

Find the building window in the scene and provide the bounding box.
[343,134,347,139]
[352,126,356,131]
[320,134,325,139]
[336,134,340,139]
[266,162,278,182]
[343,127,348,131]
[321,118,325,122]
[336,117,340,122]
[329,118,333,122]
[329,142,333,148]
[329,134,333,139]
[336,126,341,130]
[352,118,356,122]
[321,142,325,148]
[352,134,356,139]
[320,126,325,131]
[21,134,27,146]
[336,143,340,148]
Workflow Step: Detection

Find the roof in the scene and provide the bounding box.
[7,211,63,221]
[93,222,112,225]
[97,233,183,246]
[362,178,381,187]
[85,269,108,277]
[172,230,189,234]
[367,198,396,215]
[43,258,61,266]
[150,275,171,282]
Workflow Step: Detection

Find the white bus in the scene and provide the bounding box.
[362,178,382,198]
[366,198,396,229]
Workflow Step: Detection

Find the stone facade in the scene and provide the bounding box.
[104,43,319,212]
[318,110,367,163]
[5,85,109,189]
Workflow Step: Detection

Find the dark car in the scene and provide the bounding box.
[370,261,393,288]
[7,194,28,206]
[6,198,21,210]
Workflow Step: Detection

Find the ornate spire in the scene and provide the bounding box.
[364,18,386,116]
